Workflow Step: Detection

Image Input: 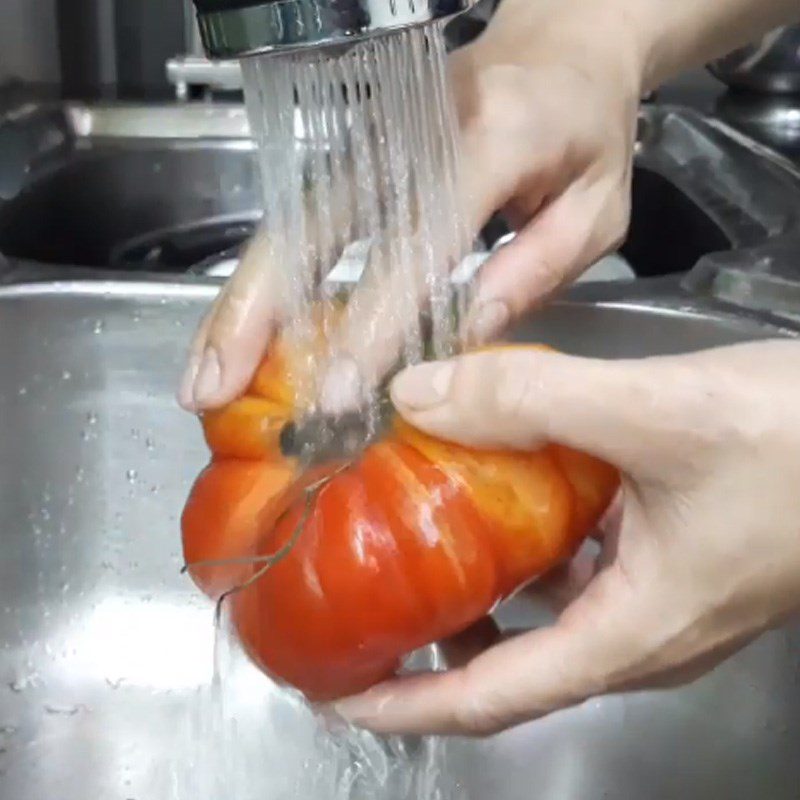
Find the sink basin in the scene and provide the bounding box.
[2,101,800,281]
[0,104,260,271]
[0,277,798,799]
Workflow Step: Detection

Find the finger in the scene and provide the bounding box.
[314,90,565,412]
[178,226,285,412]
[317,240,420,414]
[390,347,713,481]
[178,306,214,411]
[319,222,465,414]
[332,566,651,736]
[463,179,628,345]
[316,92,547,415]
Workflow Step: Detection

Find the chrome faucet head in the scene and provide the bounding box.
[192,0,475,59]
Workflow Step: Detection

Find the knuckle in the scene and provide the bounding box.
[651,365,757,458]
[452,673,508,737]
[468,352,545,448]
[525,254,567,299]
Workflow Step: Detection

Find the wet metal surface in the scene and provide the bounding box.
[0,279,798,799]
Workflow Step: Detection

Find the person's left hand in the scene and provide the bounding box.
[178,6,640,415]
[329,341,800,736]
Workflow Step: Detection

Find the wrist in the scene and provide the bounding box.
[470,0,800,97]
[623,0,800,92]
[471,0,649,98]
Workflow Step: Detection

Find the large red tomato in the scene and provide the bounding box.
[181,334,619,702]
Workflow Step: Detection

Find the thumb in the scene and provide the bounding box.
[390,347,704,480]
[179,227,284,412]
[332,566,652,736]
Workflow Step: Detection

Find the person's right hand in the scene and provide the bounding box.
[330,340,800,735]
[178,2,643,414]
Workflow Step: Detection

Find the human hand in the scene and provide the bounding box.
[330,341,800,736]
[177,2,643,413]
[447,3,641,344]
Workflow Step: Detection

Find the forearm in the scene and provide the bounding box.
[478,0,800,92]
[636,0,800,90]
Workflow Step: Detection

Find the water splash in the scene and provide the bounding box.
[241,24,471,418]
[169,609,464,800]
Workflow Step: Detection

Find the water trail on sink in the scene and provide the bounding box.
[170,23,472,800]
[166,610,465,800]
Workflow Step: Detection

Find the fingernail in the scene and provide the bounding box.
[312,703,351,734]
[392,361,454,411]
[465,300,510,345]
[177,355,201,411]
[193,347,222,407]
[320,356,363,416]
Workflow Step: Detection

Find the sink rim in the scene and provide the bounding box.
[2,101,800,325]
[0,273,797,341]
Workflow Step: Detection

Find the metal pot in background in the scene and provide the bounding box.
[709,25,800,95]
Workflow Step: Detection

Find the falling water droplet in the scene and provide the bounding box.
[17,386,27,396]
[86,412,98,425]
[93,320,105,334]
[61,370,72,381]
[145,438,155,451]
[126,469,138,483]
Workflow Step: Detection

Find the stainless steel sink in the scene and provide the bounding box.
[0,276,798,799]
[0,104,260,270]
[2,91,800,798]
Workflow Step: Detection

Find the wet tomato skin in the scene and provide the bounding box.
[181,336,619,701]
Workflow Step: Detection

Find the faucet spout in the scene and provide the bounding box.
[191,0,475,59]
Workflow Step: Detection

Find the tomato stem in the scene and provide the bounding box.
[181,464,350,621]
